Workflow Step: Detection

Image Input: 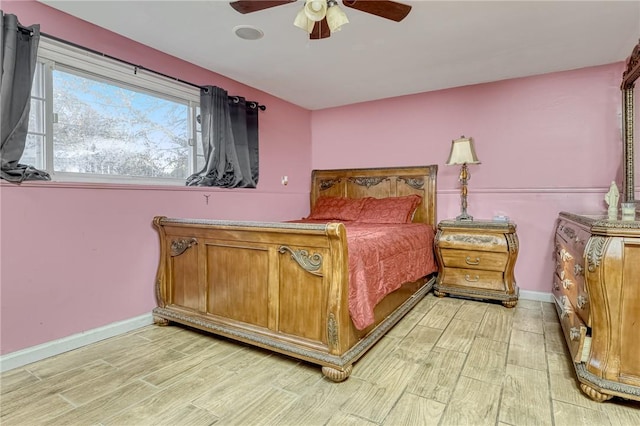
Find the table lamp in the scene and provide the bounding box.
[446,136,481,221]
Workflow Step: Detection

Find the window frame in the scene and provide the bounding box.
[31,37,201,186]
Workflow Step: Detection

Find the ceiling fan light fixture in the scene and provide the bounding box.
[230,0,412,40]
[293,7,314,33]
[326,1,349,32]
[304,0,328,22]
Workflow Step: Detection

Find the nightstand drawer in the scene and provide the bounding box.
[439,248,507,271]
[437,232,508,253]
[441,267,506,291]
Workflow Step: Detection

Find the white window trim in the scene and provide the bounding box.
[38,38,200,103]
[34,37,201,186]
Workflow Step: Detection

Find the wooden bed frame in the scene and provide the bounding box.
[152,165,438,381]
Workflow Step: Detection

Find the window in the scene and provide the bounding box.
[25,38,200,185]
[24,62,46,170]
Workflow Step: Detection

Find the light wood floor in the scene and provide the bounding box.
[2,294,639,425]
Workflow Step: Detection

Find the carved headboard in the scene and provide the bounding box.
[310,165,438,227]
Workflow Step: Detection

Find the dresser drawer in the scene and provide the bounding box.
[553,211,640,402]
[555,235,584,270]
[439,248,508,272]
[440,267,505,291]
[554,294,589,363]
[556,219,590,255]
[553,244,586,298]
[552,272,590,325]
[437,232,508,253]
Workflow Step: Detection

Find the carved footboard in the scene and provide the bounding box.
[153,164,438,380]
[152,216,433,381]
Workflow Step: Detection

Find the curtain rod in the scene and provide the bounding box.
[18,26,34,36]
[39,32,266,111]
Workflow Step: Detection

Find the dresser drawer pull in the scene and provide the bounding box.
[569,327,581,341]
[560,296,573,319]
[562,279,573,289]
[464,274,480,282]
[560,305,573,320]
[465,256,480,265]
[577,295,588,310]
[560,249,573,262]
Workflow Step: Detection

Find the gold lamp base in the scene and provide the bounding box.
[456,163,473,221]
[455,212,474,221]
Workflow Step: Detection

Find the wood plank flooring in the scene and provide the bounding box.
[2,294,639,425]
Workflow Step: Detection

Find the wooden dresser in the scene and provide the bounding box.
[553,212,640,402]
[434,220,519,307]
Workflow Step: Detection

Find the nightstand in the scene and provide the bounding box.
[434,220,519,307]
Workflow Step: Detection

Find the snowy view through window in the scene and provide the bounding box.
[52,70,190,178]
[25,65,195,181]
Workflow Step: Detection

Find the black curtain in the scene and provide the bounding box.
[0,11,50,183]
[186,86,259,188]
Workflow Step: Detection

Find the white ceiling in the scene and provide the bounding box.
[40,1,640,110]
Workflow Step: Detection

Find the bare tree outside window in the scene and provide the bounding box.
[51,69,190,179]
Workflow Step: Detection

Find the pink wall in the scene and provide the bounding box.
[1,1,634,356]
[311,63,631,294]
[0,1,312,354]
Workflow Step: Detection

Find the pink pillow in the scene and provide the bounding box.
[306,196,366,221]
[357,195,422,224]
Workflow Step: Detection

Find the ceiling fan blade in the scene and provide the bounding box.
[342,1,411,22]
[310,18,331,39]
[230,1,296,14]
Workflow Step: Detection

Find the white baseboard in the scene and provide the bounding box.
[519,290,554,303]
[1,291,553,373]
[0,313,154,373]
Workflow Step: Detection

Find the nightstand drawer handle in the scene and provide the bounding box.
[465,256,480,265]
[464,274,480,282]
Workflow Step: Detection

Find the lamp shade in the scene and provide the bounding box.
[304,0,327,22]
[294,8,315,33]
[326,3,349,31]
[446,136,481,165]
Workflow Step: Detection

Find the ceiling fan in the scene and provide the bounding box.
[229,1,412,40]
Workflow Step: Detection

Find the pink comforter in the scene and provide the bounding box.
[298,221,437,330]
